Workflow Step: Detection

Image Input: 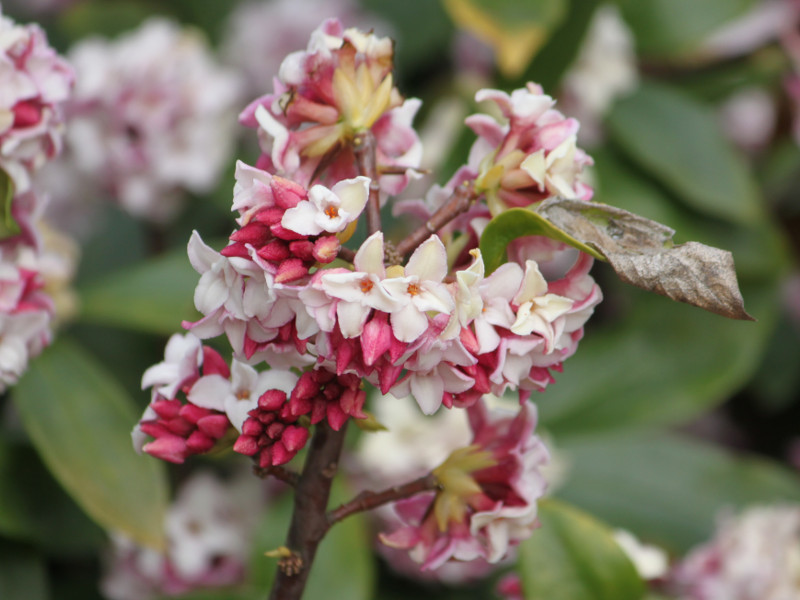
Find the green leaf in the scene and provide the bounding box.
[556,431,800,553]
[537,281,778,436]
[519,0,600,90]
[12,338,168,550]
[0,437,104,557]
[519,498,645,600]
[607,81,763,225]
[78,245,199,335]
[0,168,20,239]
[479,207,604,273]
[0,542,49,600]
[616,0,759,59]
[442,0,568,77]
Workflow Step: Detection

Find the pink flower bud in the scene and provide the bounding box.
[143,435,188,464]
[258,389,287,411]
[230,222,271,245]
[233,435,259,456]
[326,402,349,431]
[281,425,309,452]
[361,312,393,366]
[257,240,290,261]
[313,236,340,263]
[202,346,231,378]
[271,176,306,210]
[185,430,216,453]
[271,441,293,465]
[151,399,182,419]
[288,240,315,261]
[275,258,309,283]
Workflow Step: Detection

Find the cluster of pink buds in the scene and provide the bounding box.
[0,7,74,391]
[137,17,601,571]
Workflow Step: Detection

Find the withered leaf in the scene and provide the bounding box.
[535,198,754,321]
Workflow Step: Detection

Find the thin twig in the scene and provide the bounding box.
[352,130,382,236]
[327,473,438,526]
[395,181,477,258]
[337,246,356,263]
[252,464,300,488]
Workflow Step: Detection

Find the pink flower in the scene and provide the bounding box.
[464,83,594,214]
[63,19,242,222]
[379,400,549,569]
[0,6,74,193]
[241,19,421,195]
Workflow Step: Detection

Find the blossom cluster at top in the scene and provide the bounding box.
[0,6,74,391]
[136,18,598,571]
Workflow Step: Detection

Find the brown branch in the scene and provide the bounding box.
[352,130,381,236]
[337,246,355,263]
[395,181,477,258]
[252,464,300,488]
[267,422,348,600]
[327,473,438,526]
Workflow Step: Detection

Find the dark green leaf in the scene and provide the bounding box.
[520,0,600,91]
[0,437,104,557]
[479,206,604,273]
[607,81,763,225]
[616,0,759,59]
[538,281,778,436]
[78,245,199,335]
[556,431,800,553]
[12,338,168,549]
[519,498,645,600]
[0,542,49,600]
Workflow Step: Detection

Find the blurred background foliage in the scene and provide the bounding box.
[1,0,799,599]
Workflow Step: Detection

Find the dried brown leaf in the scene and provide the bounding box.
[535,198,754,321]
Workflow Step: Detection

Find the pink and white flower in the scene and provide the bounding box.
[0,6,73,193]
[63,19,242,222]
[379,399,549,569]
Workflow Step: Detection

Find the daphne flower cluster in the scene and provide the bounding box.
[0,6,73,193]
[379,400,549,569]
[137,18,600,573]
[670,505,800,600]
[102,471,263,600]
[0,7,73,391]
[63,19,243,222]
[240,18,422,196]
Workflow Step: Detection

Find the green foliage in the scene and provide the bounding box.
[0,169,19,239]
[479,207,604,273]
[556,431,800,552]
[12,338,169,550]
[519,499,645,600]
[78,245,200,335]
[607,81,763,225]
[0,542,49,600]
[615,0,759,58]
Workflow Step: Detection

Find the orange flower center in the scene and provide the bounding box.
[325,205,339,219]
[360,277,374,293]
[407,282,421,296]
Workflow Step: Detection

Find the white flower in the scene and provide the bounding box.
[188,360,297,432]
[281,176,370,235]
[140,333,203,400]
[510,260,574,353]
[382,236,455,343]
[321,231,400,337]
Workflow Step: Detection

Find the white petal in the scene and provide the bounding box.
[405,236,448,282]
[409,372,444,415]
[513,260,548,305]
[391,303,429,343]
[281,201,323,235]
[187,231,219,274]
[331,176,370,215]
[187,375,230,412]
[353,231,385,276]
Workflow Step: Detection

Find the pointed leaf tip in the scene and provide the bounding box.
[535,198,754,321]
